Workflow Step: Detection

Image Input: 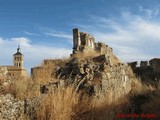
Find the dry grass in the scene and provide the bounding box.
[72,50,99,60]
[0,76,40,100]
[128,76,160,117]
[32,62,56,85]
[35,85,132,120]
[130,76,156,95]
[32,58,70,85]
[37,86,79,120]
[34,77,160,120]
[1,75,160,120]
[141,90,160,114]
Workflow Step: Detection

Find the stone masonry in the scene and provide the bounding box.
[31,28,133,102]
[71,28,113,56]
[128,58,160,86]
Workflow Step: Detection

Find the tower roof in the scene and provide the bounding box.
[14,45,23,56]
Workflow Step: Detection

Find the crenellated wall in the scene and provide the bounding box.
[128,58,160,83]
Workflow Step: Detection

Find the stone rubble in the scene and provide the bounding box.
[0,93,41,120]
[0,94,24,120]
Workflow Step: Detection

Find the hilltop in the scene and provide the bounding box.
[0,28,160,120]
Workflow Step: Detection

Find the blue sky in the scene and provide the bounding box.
[0,0,160,73]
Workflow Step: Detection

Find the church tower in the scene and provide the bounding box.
[13,45,24,68]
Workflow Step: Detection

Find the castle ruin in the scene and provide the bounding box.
[72,28,113,56]
[31,28,134,102]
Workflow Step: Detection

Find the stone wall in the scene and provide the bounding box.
[128,58,160,84]
[95,42,113,55]
[149,58,160,73]
[31,59,66,80]
[31,66,43,79]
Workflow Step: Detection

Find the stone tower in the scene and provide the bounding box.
[73,28,81,50]
[13,45,24,68]
[72,28,95,55]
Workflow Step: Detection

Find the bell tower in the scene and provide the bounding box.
[13,45,24,68]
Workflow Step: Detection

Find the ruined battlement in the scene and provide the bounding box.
[128,58,160,70]
[73,28,95,51]
[128,61,149,69]
[128,58,160,83]
[72,28,113,56]
[149,58,160,73]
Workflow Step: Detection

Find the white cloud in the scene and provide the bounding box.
[75,8,160,62]
[45,32,72,39]
[23,31,39,36]
[139,6,159,16]
[0,37,72,74]
[139,6,152,16]
[39,26,72,40]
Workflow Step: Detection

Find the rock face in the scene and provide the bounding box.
[32,28,133,102]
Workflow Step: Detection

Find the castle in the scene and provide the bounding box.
[31,28,133,102]
[0,46,27,77]
[72,28,113,55]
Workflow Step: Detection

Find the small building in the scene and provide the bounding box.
[0,46,27,77]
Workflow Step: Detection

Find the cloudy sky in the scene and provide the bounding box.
[0,0,160,73]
